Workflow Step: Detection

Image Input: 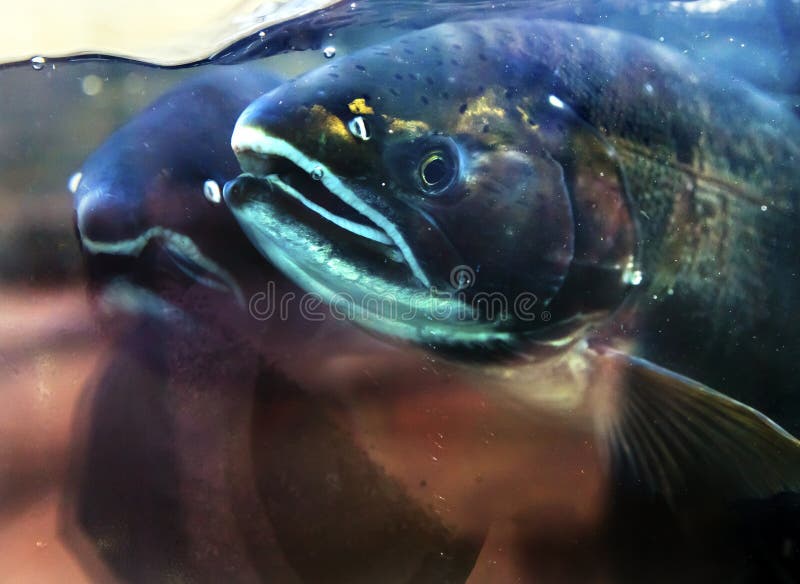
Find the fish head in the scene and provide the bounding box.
[225,23,639,352]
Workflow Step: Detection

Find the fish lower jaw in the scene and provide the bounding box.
[245,232,515,348]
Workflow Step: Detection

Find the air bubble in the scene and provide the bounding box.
[547,94,565,109]
[203,179,222,204]
[623,268,644,286]
[258,31,266,39]
[323,46,336,59]
[311,167,324,181]
[31,56,46,70]
[67,172,82,194]
[761,205,768,211]
[81,74,103,96]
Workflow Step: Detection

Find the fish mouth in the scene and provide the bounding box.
[226,125,515,347]
[77,223,245,305]
[229,124,431,288]
[241,155,393,246]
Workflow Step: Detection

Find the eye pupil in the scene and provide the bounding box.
[419,150,455,193]
[422,156,447,185]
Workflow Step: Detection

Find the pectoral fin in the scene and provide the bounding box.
[595,349,800,504]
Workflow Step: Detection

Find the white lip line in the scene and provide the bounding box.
[263,238,508,344]
[266,174,394,245]
[77,224,245,306]
[231,125,431,288]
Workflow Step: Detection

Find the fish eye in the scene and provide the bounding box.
[417,149,457,195]
[383,134,462,198]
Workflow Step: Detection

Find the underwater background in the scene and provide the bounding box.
[2,1,800,582]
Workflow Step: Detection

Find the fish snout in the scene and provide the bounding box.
[231,92,292,155]
[75,188,145,245]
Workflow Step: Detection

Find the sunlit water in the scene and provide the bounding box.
[2,1,800,582]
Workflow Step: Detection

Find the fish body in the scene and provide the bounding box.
[65,68,306,581]
[225,19,800,501]
[66,19,800,582]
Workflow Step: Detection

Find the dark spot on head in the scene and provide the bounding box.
[421,95,429,105]
[459,103,467,114]
[425,76,434,85]
[328,72,339,79]
[482,124,490,133]
[394,73,403,81]
[355,64,366,72]
[672,121,699,164]
[441,91,450,100]
[420,479,427,487]
[450,58,460,66]
[390,88,400,97]
[528,119,536,126]
[400,38,410,44]
[433,45,441,52]
[452,43,462,50]
[436,59,444,67]
[404,48,414,55]
[479,52,487,61]
[477,85,485,94]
